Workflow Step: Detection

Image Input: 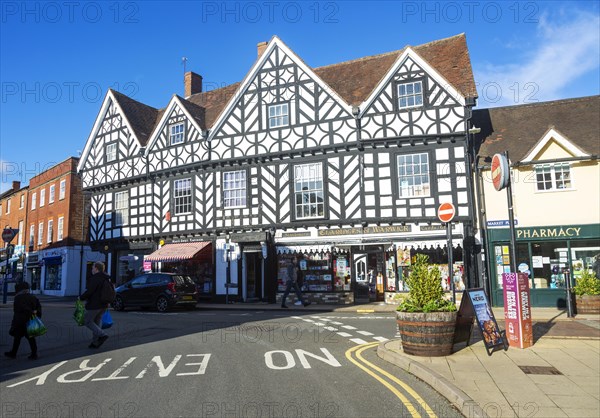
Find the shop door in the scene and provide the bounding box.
[245,252,262,302]
[353,253,369,302]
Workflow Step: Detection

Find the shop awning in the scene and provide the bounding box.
[145,241,212,262]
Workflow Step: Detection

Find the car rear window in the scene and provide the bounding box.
[172,275,195,286]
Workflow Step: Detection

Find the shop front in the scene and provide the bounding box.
[487,224,600,307]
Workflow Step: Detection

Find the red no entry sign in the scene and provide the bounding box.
[437,202,456,223]
[2,228,17,243]
[491,153,510,191]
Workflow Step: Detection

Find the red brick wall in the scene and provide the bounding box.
[0,183,29,248]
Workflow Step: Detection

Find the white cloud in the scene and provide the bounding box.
[475,10,600,107]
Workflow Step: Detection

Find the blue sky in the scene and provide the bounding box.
[1,1,599,192]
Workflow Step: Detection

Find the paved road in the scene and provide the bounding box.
[1,307,461,417]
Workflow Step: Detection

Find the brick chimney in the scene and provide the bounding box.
[12,181,20,191]
[257,42,268,58]
[184,71,203,97]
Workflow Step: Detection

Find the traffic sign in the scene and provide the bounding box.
[491,153,510,191]
[2,228,17,243]
[437,202,456,223]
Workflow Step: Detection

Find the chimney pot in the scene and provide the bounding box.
[257,41,268,58]
[184,71,203,97]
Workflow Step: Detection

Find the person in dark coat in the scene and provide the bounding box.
[281,256,311,308]
[79,261,110,349]
[4,282,41,360]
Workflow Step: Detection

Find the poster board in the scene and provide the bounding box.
[503,273,534,349]
[453,289,507,356]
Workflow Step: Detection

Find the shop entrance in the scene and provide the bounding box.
[244,251,263,302]
[353,246,385,302]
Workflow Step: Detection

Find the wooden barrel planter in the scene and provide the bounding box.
[575,295,600,314]
[396,311,458,356]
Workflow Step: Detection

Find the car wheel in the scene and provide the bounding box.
[112,295,125,311]
[156,296,169,312]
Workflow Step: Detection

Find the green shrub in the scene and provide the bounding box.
[573,269,600,296]
[397,254,456,313]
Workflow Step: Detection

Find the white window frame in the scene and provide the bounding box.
[173,178,192,215]
[20,194,25,209]
[31,193,37,210]
[293,163,325,220]
[397,152,431,197]
[40,189,46,207]
[29,224,35,247]
[106,143,117,162]
[38,222,44,246]
[223,170,247,209]
[6,199,10,214]
[398,81,423,109]
[59,179,66,200]
[47,219,53,243]
[535,163,572,191]
[57,217,64,241]
[114,191,129,226]
[49,184,55,204]
[268,103,289,128]
[18,220,23,246]
[169,123,185,145]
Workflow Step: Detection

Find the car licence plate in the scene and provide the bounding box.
[182,296,193,300]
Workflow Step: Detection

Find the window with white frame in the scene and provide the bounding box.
[38,222,44,245]
[47,220,53,243]
[106,143,117,162]
[173,179,192,215]
[18,221,23,246]
[294,163,325,219]
[398,81,423,109]
[114,191,129,226]
[49,184,55,203]
[223,171,247,208]
[268,103,289,128]
[31,193,37,210]
[29,224,35,247]
[57,217,64,241]
[40,189,46,207]
[170,123,185,145]
[6,199,10,214]
[59,179,66,200]
[397,153,431,197]
[535,163,572,191]
[20,194,25,208]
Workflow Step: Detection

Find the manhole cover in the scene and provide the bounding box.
[519,366,563,375]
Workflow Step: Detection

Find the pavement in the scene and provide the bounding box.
[2,295,599,418]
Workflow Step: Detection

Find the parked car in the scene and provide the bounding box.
[112,273,198,312]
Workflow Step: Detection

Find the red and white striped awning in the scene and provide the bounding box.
[145,241,212,262]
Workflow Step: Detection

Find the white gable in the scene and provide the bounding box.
[522,127,589,163]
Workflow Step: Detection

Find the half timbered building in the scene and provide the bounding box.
[78,34,479,304]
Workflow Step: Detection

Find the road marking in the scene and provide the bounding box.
[357,309,375,313]
[350,338,368,345]
[323,326,338,331]
[336,332,353,338]
[313,322,326,326]
[341,325,357,330]
[228,313,250,316]
[373,337,389,342]
[330,321,343,325]
[302,319,315,323]
[357,330,374,336]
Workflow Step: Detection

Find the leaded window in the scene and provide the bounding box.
[114,191,129,226]
[223,170,247,208]
[170,123,185,145]
[398,81,423,109]
[294,163,324,219]
[106,143,117,162]
[268,103,289,128]
[535,164,571,191]
[397,153,431,197]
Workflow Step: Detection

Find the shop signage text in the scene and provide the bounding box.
[318,225,412,237]
[517,227,581,239]
[503,272,533,349]
[281,232,311,238]
[419,224,455,232]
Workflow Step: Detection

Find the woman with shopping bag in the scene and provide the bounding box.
[4,282,42,360]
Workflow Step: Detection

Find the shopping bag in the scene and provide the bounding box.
[101,310,113,329]
[26,316,47,337]
[74,299,85,326]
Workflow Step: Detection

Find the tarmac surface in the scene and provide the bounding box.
[2,295,599,418]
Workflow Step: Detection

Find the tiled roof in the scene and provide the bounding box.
[473,96,600,161]
[110,89,159,146]
[186,82,241,129]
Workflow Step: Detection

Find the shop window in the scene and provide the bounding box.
[223,170,247,208]
[169,123,185,145]
[173,178,192,215]
[530,241,569,289]
[114,191,129,226]
[535,163,571,191]
[293,163,324,219]
[268,103,289,128]
[397,81,423,109]
[571,240,600,283]
[44,259,62,291]
[278,251,338,292]
[397,153,431,197]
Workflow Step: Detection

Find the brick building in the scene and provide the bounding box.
[24,157,103,296]
[0,181,29,282]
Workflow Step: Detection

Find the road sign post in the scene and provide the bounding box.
[438,203,456,303]
[2,227,18,304]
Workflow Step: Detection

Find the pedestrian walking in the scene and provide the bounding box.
[281,256,311,308]
[4,282,41,360]
[80,261,111,348]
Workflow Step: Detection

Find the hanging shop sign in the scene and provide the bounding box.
[503,272,533,349]
[491,153,510,191]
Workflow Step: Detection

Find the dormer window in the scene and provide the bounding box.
[106,143,117,162]
[535,163,571,191]
[398,81,423,109]
[170,123,185,145]
[268,103,289,128]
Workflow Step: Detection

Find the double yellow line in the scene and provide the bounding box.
[345,342,437,418]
